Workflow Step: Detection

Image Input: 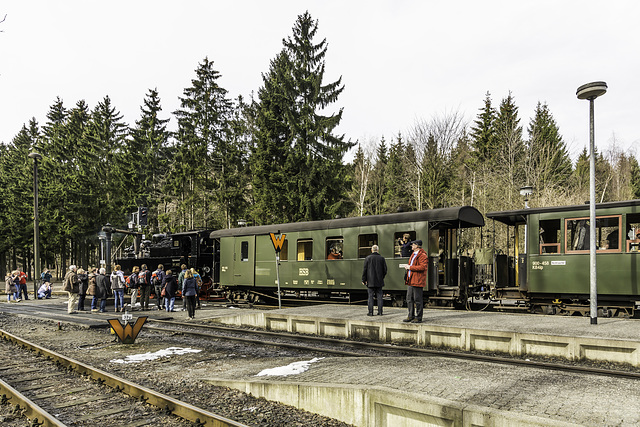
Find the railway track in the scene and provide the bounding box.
[0,329,247,427]
[147,319,640,381]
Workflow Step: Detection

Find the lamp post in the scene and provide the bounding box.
[102,224,115,275]
[28,152,42,298]
[519,186,533,254]
[576,81,607,325]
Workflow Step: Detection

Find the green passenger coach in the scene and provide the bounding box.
[487,199,640,316]
[209,207,484,306]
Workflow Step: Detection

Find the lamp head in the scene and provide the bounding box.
[28,152,43,161]
[576,81,607,100]
[519,186,533,197]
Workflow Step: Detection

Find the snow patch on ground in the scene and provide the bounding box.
[255,357,324,377]
[110,347,202,364]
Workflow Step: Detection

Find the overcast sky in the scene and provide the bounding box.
[1,1,638,162]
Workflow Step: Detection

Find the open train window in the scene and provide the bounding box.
[297,239,313,261]
[240,241,249,261]
[279,240,289,261]
[358,234,378,258]
[539,219,561,254]
[625,213,640,252]
[565,215,621,253]
[394,231,415,257]
[326,237,343,260]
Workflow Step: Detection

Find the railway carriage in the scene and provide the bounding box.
[487,199,640,316]
[209,206,485,305]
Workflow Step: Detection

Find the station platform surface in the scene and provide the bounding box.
[206,304,640,426]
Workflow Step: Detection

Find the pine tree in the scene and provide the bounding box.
[383,133,411,212]
[493,92,525,206]
[470,91,497,163]
[365,137,388,215]
[251,11,354,223]
[85,96,129,225]
[172,57,234,230]
[526,102,572,189]
[129,88,171,231]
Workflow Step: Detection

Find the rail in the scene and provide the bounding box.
[0,328,248,427]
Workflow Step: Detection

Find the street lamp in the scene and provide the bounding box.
[28,152,42,298]
[519,186,533,209]
[576,81,607,325]
[519,186,534,256]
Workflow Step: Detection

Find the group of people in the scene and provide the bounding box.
[362,238,427,323]
[57,263,203,316]
[3,270,29,302]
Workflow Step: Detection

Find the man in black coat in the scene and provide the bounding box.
[362,245,387,316]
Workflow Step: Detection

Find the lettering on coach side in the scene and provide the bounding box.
[299,268,309,276]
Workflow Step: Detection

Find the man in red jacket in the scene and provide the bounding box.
[403,240,427,323]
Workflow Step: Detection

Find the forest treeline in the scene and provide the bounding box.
[1,12,639,279]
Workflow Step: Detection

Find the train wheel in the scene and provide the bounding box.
[391,294,404,307]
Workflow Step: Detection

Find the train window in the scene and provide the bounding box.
[280,240,289,261]
[240,241,250,262]
[358,234,378,258]
[297,239,313,261]
[565,215,621,253]
[625,213,640,252]
[326,237,343,260]
[394,231,416,257]
[539,219,561,254]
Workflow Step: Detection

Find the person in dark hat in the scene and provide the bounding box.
[403,239,427,323]
[362,245,387,316]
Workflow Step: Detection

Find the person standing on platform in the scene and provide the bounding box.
[152,264,165,310]
[128,266,140,310]
[18,269,28,300]
[182,269,198,319]
[403,240,428,323]
[12,272,21,301]
[77,268,89,311]
[95,267,110,313]
[110,265,125,312]
[5,273,18,302]
[87,272,97,309]
[362,245,387,316]
[138,264,152,310]
[162,270,178,312]
[63,265,79,314]
[190,268,202,309]
[177,264,188,311]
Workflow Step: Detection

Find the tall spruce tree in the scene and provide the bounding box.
[129,88,171,231]
[365,138,388,215]
[251,11,354,223]
[383,133,411,212]
[493,92,525,206]
[526,102,572,189]
[172,58,234,230]
[470,91,497,163]
[85,96,129,225]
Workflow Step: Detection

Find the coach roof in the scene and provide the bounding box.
[210,206,484,239]
[487,199,640,226]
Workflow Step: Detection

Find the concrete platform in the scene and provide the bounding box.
[211,304,640,366]
[206,304,640,426]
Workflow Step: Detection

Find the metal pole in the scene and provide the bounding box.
[589,98,597,325]
[275,253,282,309]
[576,81,607,326]
[103,224,114,275]
[33,157,40,298]
[28,153,42,298]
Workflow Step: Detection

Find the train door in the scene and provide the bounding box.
[233,236,256,287]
